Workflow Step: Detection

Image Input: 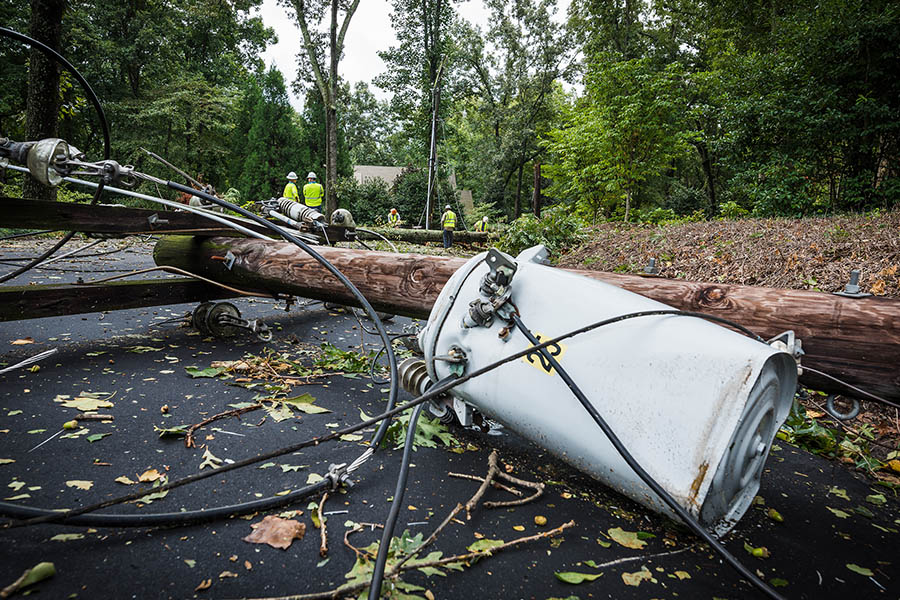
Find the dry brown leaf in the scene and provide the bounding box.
[218,571,238,578]
[871,279,886,295]
[66,480,93,491]
[242,515,306,550]
[114,476,136,485]
[244,561,252,571]
[622,566,654,587]
[11,338,35,345]
[194,578,212,592]
[138,469,160,483]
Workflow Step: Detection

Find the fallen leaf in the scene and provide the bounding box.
[339,434,364,442]
[534,515,547,526]
[674,570,691,580]
[86,433,111,443]
[283,394,331,414]
[184,559,196,568]
[51,533,84,541]
[1,562,55,597]
[870,279,886,295]
[58,396,114,412]
[307,473,324,485]
[622,566,654,587]
[846,563,874,576]
[195,578,212,592]
[115,476,136,485]
[555,571,603,584]
[866,494,886,506]
[11,337,35,345]
[770,578,788,587]
[827,506,851,519]
[244,560,252,570]
[66,480,94,490]
[888,459,900,473]
[743,541,770,558]
[243,515,306,550]
[0,459,15,465]
[4,493,30,501]
[829,487,850,501]
[608,527,647,550]
[512,525,525,532]
[218,571,238,578]
[199,449,223,470]
[185,366,226,378]
[138,469,161,483]
[280,464,303,473]
[8,481,25,491]
[258,462,277,469]
[128,345,163,353]
[766,508,784,522]
[466,539,504,553]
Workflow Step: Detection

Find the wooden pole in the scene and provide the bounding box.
[356,227,494,245]
[153,236,900,402]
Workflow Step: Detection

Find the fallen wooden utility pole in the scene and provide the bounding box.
[154,236,900,403]
[356,227,496,245]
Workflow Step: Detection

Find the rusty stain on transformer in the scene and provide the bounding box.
[689,462,710,506]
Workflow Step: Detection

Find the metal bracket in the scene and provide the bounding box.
[833,269,872,298]
[767,330,804,375]
[643,257,659,275]
[147,213,169,229]
[223,251,236,270]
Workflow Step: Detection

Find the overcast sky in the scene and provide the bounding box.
[256,0,567,111]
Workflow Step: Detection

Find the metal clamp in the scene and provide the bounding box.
[223,251,236,270]
[767,330,804,375]
[326,462,352,490]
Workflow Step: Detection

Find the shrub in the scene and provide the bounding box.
[498,204,584,261]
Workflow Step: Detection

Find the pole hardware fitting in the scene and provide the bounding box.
[463,249,519,329]
[766,330,804,375]
[147,213,169,229]
[643,257,659,275]
[433,345,467,376]
[191,301,272,341]
[326,462,352,490]
[223,251,236,270]
[833,269,872,298]
[825,394,861,421]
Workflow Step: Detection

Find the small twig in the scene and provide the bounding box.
[580,545,695,570]
[74,413,114,421]
[184,403,262,448]
[343,522,383,560]
[465,450,499,520]
[448,472,523,497]
[484,470,545,508]
[318,492,328,557]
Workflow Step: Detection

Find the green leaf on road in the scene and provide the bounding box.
[556,571,603,584]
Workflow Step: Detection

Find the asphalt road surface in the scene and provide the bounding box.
[0,236,897,599]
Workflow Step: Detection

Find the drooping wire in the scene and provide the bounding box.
[802,365,900,411]
[368,403,427,600]
[509,313,785,600]
[0,27,110,159]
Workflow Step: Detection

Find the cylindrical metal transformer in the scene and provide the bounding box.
[276,198,324,223]
[419,246,797,534]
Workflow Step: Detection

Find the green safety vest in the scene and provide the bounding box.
[442,210,456,229]
[475,221,487,232]
[283,181,299,201]
[389,212,399,225]
[303,182,324,207]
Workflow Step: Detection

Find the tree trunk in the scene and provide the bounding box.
[154,236,900,403]
[514,161,524,219]
[325,0,339,219]
[695,141,717,215]
[532,161,541,217]
[356,227,492,244]
[24,0,65,202]
[624,188,631,222]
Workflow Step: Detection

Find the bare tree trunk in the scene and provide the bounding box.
[624,188,631,223]
[324,0,339,219]
[24,0,65,202]
[514,161,523,218]
[532,161,541,217]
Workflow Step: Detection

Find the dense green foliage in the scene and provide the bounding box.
[3,0,897,228]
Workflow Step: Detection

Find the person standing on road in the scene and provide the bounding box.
[441,204,456,249]
[283,172,300,201]
[388,208,400,227]
[303,171,324,210]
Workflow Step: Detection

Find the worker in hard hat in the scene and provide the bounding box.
[303,171,324,210]
[283,172,300,201]
[475,215,488,232]
[388,208,400,227]
[441,204,456,249]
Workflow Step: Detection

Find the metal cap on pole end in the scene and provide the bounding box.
[834,268,872,298]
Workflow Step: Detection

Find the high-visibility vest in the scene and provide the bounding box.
[389,212,399,225]
[303,182,324,207]
[441,210,456,229]
[475,221,487,232]
[283,181,299,201]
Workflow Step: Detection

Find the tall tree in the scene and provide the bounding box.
[284,0,360,217]
[23,0,65,201]
[237,67,304,204]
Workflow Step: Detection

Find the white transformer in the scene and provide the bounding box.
[418,246,797,534]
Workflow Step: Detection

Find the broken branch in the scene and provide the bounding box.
[448,472,523,497]
[465,450,499,520]
[318,492,328,557]
[184,403,262,448]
